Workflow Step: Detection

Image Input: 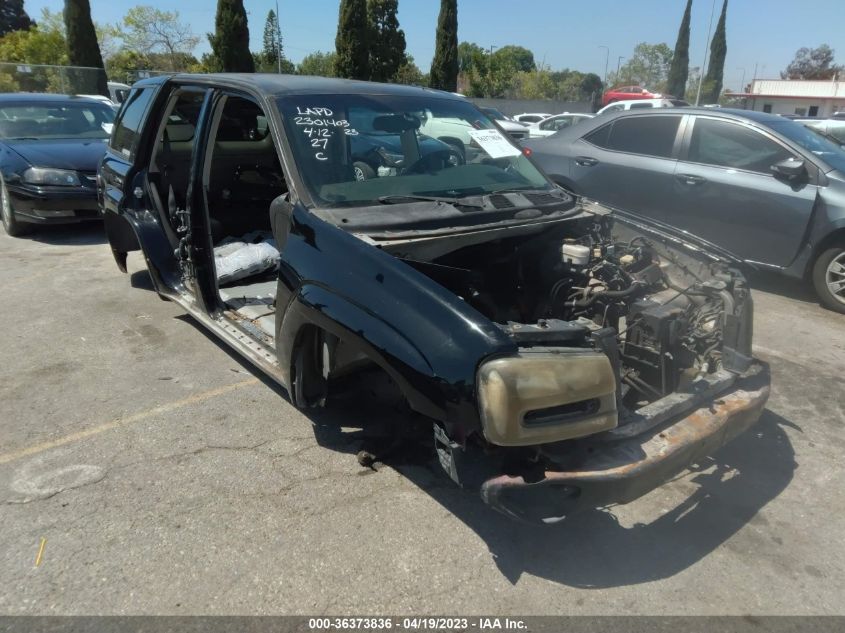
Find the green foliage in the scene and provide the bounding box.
[106,50,199,83]
[63,0,108,95]
[393,55,425,85]
[1,0,34,37]
[334,0,369,79]
[510,67,603,101]
[493,45,535,73]
[116,6,199,71]
[429,0,458,91]
[298,51,337,77]
[256,9,294,73]
[262,10,281,65]
[608,42,673,91]
[368,0,406,82]
[782,44,844,80]
[208,0,254,73]
[0,25,66,65]
[702,0,727,103]
[666,0,692,99]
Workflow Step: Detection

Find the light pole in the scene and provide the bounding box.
[695,0,718,105]
[598,45,609,87]
[737,67,746,93]
[616,56,625,80]
[489,45,498,56]
[275,0,282,74]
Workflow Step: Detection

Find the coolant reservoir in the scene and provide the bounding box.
[561,243,591,266]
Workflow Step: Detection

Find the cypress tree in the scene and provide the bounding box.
[666,0,692,99]
[209,0,255,73]
[368,0,407,83]
[703,0,728,103]
[334,0,370,80]
[0,0,34,37]
[63,0,108,96]
[429,0,458,92]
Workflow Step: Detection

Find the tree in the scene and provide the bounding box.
[368,0,406,82]
[63,0,108,95]
[298,51,337,77]
[610,42,673,91]
[334,0,369,79]
[666,0,692,99]
[1,0,34,37]
[262,9,281,68]
[394,55,425,85]
[208,0,254,73]
[782,44,844,80]
[492,45,534,73]
[118,6,199,71]
[458,42,485,73]
[429,0,458,91]
[702,0,727,103]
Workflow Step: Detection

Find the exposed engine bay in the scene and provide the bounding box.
[388,209,752,413]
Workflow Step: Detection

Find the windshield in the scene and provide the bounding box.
[0,101,115,140]
[278,94,550,208]
[769,119,845,173]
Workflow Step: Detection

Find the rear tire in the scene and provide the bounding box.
[812,245,845,314]
[0,176,31,237]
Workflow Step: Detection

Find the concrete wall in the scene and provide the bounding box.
[468,97,593,117]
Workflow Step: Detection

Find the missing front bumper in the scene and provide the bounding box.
[480,361,771,524]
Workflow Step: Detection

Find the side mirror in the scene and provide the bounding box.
[771,158,806,180]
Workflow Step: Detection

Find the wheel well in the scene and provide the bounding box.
[808,228,845,277]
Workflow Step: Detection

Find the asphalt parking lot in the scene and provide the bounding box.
[1,224,843,615]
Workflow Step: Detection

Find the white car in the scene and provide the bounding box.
[527,113,594,138]
[513,112,553,124]
[596,98,689,115]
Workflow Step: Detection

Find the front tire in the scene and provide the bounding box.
[353,161,376,181]
[812,246,845,314]
[0,176,31,237]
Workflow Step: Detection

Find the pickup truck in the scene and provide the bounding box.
[98,74,769,524]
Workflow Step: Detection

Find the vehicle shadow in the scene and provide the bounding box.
[313,405,798,588]
[748,269,818,305]
[176,313,798,589]
[23,222,106,246]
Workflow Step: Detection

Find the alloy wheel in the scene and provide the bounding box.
[826,251,845,306]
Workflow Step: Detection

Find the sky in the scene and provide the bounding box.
[23,0,845,91]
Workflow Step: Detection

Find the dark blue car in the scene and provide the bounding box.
[0,93,115,236]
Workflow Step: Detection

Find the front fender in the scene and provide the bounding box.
[274,206,518,434]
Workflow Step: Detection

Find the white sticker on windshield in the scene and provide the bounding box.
[468,128,522,159]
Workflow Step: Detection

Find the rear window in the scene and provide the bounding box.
[585,115,682,158]
[110,88,155,159]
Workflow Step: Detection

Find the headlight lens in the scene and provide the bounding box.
[22,167,81,186]
[477,351,618,446]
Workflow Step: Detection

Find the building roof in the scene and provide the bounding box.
[743,79,845,99]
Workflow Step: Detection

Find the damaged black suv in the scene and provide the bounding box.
[98,75,770,524]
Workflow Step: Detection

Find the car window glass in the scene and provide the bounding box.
[629,102,653,109]
[688,118,793,173]
[110,88,155,158]
[604,115,681,158]
[584,122,612,148]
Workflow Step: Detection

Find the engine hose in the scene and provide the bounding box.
[567,280,646,308]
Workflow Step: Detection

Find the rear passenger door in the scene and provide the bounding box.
[671,116,818,267]
[569,113,685,221]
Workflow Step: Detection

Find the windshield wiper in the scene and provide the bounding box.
[377,194,485,209]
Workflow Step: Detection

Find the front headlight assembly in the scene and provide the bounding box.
[22,167,81,187]
[477,351,618,447]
